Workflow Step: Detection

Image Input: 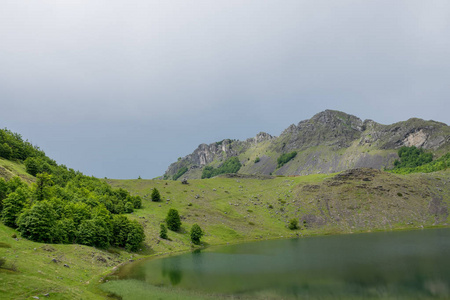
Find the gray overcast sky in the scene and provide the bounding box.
[1,1,449,179]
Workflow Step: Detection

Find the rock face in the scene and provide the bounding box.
[164,110,450,179]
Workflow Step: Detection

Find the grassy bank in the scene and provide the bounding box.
[1,169,450,299]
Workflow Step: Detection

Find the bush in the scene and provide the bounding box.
[288,219,299,230]
[17,201,57,242]
[190,223,204,245]
[151,188,161,202]
[166,208,181,231]
[254,157,260,163]
[160,223,168,239]
[173,166,188,181]
[277,151,297,168]
[77,218,111,249]
[1,187,29,228]
[201,157,242,179]
[390,151,449,174]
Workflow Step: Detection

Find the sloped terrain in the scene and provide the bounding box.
[164,110,450,179]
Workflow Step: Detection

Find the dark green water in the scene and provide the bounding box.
[104,228,450,299]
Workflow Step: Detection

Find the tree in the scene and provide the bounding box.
[34,172,53,202]
[151,188,161,202]
[0,143,12,159]
[1,187,29,228]
[160,223,168,239]
[77,217,111,249]
[190,223,204,245]
[17,201,57,243]
[165,208,181,231]
[24,157,41,176]
[288,218,299,230]
[125,220,145,252]
[125,202,134,213]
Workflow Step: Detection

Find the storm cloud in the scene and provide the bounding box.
[1,1,449,178]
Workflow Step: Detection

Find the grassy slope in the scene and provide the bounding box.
[1,166,450,299]
[108,170,449,253]
[0,158,35,184]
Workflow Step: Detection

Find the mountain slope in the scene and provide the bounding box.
[164,110,450,179]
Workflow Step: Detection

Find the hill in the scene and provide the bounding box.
[164,110,450,180]
[1,124,449,299]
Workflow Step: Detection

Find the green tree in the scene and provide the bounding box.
[277,151,297,168]
[125,220,145,252]
[151,188,161,202]
[160,223,168,239]
[77,217,111,249]
[1,187,29,228]
[172,166,188,180]
[52,218,76,244]
[0,143,12,159]
[33,172,53,202]
[190,223,204,245]
[288,218,299,230]
[24,157,42,176]
[128,195,142,209]
[165,208,181,231]
[17,201,57,243]
[0,178,8,212]
[201,157,242,179]
[125,202,134,213]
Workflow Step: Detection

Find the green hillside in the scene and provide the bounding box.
[1,123,450,299]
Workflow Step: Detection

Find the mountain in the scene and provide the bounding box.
[164,110,450,179]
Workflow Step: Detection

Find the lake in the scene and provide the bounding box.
[102,228,450,299]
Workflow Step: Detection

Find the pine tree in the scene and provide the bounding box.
[165,208,181,231]
[151,188,161,202]
[190,223,204,245]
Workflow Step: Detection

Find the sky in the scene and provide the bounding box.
[1,1,449,179]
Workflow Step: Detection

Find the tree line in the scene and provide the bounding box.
[0,128,145,251]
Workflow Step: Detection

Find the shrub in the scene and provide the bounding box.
[288,219,299,230]
[201,157,242,179]
[166,208,181,231]
[173,166,188,181]
[1,187,29,228]
[17,201,57,243]
[190,223,204,245]
[254,157,260,163]
[277,151,297,168]
[151,188,161,202]
[160,224,168,239]
[77,218,111,249]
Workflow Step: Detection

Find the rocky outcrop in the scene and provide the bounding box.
[164,110,450,179]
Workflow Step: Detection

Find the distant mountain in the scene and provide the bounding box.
[164,110,450,180]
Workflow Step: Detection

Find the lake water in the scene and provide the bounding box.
[103,228,450,299]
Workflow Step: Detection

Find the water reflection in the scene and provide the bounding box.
[162,255,183,286]
[114,228,450,299]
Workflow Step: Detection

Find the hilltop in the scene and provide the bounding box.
[1,122,449,299]
[164,110,450,180]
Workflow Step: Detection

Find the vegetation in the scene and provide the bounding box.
[165,208,181,231]
[393,146,433,169]
[254,157,260,163]
[190,223,204,245]
[172,166,188,180]
[288,218,299,230]
[277,151,297,168]
[201,157,242,179]
[390,146,450,174]
[0,128,145,251]
[151,188,161,202]
[159,223,168,239]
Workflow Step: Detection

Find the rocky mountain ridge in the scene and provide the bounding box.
[164,110,450,179]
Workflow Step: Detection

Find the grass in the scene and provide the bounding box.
[1,168,450,299]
